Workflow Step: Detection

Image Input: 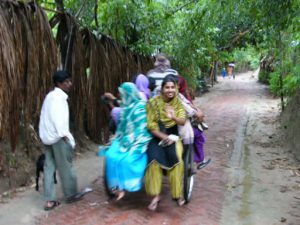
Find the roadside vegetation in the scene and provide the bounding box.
[39,0,299,103]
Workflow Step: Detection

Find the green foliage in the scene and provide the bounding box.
[258,70,270,84]
[283,72,300,96]
[233,47,260,72]
[269,71,281,95]
[218,51,234,63]
[38,0,300,98]
[269,57,300,97]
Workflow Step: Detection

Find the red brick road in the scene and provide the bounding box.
[37,74,256,225]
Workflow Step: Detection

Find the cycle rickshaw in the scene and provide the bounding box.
[102,143,195,203]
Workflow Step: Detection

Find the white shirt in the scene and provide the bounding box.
[148,68,178,87]
[148,68,178,96]
[39,87,75,148]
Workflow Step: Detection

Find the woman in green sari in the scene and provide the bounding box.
[105,82,152,200]
[145,75,186,211]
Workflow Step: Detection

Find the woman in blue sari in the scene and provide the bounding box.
[105,82,152,200]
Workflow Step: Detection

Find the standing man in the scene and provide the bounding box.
[39,70,83,211]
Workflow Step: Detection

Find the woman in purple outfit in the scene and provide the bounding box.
[134,74,151,101]
[177,76,211,169]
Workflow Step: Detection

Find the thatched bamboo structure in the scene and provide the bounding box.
[0,0,154,154]
[0,1,57,152]
[56,15,153,143]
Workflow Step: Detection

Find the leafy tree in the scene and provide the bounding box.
[37,0,300,100]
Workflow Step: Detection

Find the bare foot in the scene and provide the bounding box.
[116,191,125,201]
[148,196,160,211]
[177,198,185,206]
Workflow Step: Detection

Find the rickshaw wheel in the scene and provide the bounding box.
[183,144,194,203]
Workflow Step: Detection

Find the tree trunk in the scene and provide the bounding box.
[94,0,99,28]
[279,33,285,111]
[213,61,218,82]
[210,61,215,87]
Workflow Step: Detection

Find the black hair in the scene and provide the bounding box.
[161,74,178,88]
[53,70,71,86]
[131,74,138,83]
[148,76,156,91]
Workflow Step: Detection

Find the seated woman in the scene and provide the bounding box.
[177,76,211,169]
[104,74,150,133]
[105,82,152,200]
[134,74,151,101]
[145,75,186,211]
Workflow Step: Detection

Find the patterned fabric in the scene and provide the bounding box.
[115,82,152,154]
[146,95,186,131]
[105,82,152,192]
[105,141,148,192]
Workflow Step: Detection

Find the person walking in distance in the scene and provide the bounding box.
[39,70,83,211]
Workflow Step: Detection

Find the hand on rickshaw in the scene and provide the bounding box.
[159,136,174,147]
[159,134,179,147]
[194,108,205,122]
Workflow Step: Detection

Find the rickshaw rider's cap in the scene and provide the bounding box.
[53,70,71,84]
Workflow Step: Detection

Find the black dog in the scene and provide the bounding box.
[36,154,57,191]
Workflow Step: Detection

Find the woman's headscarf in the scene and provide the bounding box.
[135,74,150,100]
[115,82,152,153]
[178,76,192,102]
[147,76,186,130]
[118,82,141,107]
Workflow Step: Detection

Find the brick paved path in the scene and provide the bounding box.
[37,73,261,225]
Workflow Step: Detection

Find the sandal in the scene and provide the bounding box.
[44,201,60,211]
[148,197,160,211]
[197,158,211,170]
[65,192,84,204]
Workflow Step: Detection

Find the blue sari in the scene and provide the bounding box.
[105,83,152,192]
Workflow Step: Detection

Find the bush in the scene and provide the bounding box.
[283,64,300,96]
[269,71,281,96]
[258,70,271,84]
[233,47,261,72]
[268,63,300,97]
